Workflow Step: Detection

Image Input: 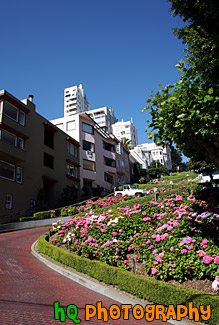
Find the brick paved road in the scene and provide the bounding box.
[0,228,172,324]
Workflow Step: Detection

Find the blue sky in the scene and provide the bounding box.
[1,0,186,150]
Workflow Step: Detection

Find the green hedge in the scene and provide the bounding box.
[38,232,219,324]
[20,210,52,222]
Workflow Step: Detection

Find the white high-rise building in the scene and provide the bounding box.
[64,84,90,117]
[86,106,117,133]
[111,118,138,147]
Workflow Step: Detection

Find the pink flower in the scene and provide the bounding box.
[214,256,219,264]
[134,255,138,259]
[198,251,206,257]
[143,232,147,236]
[143,217,151,222]
[119,229,123,233]
[115,255,119,259]
[123,260,128,264]
[170,246,174,252]
[202,239,208,245]
[181,249,188,254]
[152,268,158,275]
[142,211,147,216]
[112,232,117,236]
[203,256,213,264]
[168,263,176,268]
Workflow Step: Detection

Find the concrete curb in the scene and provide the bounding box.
[0,216,71,233]
[31,240,190,325]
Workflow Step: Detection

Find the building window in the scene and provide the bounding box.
[44,128,54,149]
[117,159,121,167]
[82,122,94,135]
[19,110,25,126]
[104,156,116,168]
[4,102,18,121]
[67,164,78,178]
[103,141,115,152]
[104,172,113,184]
[0,160,15,181]
[83,140,95,152]
[30,200,36,214]
[44,153,54,169]
[125,156,129,171]
[1,130,17,146]
[1,130,25,149]
[17,137,24,149]
[5,194,13,209]
[66,120,76,131]
[16,166,23,183]
[67,142,78,157]
[83,159,95,171]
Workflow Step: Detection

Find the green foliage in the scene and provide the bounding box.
[144,0,219,168]
[168,0,219,82]
[143,63,219,168]
[20,210,52,222]
[121,137,134,150]
[61,185,77,206]
[38,232,219,324]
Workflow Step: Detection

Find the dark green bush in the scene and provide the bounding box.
[38,232,219,324]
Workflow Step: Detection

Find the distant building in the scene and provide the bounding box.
[131,143,172,170]
[64,84,90,117]
[0,90,80,223]
[111,118,138,147]
[86,106,117,133]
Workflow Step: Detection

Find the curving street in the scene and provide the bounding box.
[0,227,171,324]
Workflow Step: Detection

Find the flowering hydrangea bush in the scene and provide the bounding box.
[51,191,219,284]
[59,194,135,216]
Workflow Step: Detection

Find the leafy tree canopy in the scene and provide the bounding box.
[143,0,219,168]
[168,0,219,82]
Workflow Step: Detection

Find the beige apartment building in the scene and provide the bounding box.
[0,90,80,223]
[50,112,132,195]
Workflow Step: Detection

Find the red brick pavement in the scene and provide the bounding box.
[0,227,172,324]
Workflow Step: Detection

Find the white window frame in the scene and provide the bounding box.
[66,120,76,131]
[16,166,23,183]
[5,194,13,209]
[19,110,26,126]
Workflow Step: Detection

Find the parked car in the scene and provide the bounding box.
[114,184,148,197]
[198,170,219,183]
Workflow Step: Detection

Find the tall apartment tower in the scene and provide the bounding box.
[64,84,90,117]
[111,117,138,147]
[86,106,117,133]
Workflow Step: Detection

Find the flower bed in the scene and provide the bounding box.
[51,191,219,290]
[59,194,136,216]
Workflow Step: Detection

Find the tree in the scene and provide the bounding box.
[61,185,77,205]
[186,158,216,181]
[144,64,219,168]
[170,146,183,171]
[143,0,219,168]
[168,0,219,83]
[121,138,134,150]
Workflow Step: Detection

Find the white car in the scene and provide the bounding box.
[198,170,219,183]
[114,184,148,197]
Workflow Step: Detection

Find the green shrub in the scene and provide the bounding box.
[38,232,219,324]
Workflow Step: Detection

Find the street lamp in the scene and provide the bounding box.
[153,187,158,201]
[170,181,173,190]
